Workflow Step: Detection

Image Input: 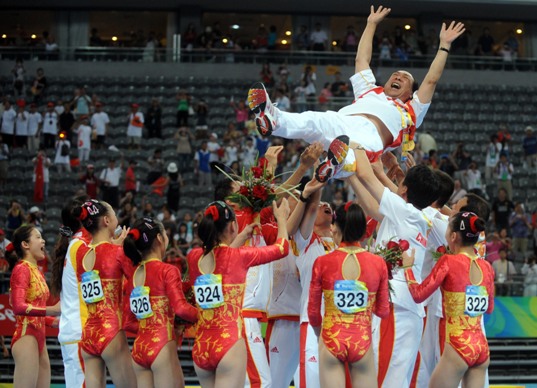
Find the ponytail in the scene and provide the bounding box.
[123,218,164,266]
[198,201,235,255]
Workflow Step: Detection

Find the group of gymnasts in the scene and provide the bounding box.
[6,5,495,388]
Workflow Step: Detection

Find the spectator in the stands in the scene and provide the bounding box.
[176,90,190,127]
[72,87,92,117]
[497,122,511,155]
[448,179,467,207]
[146,98,162,138]
[0,229,11,254]
[476,27,494,56]
[224,139,239,165]
[141,200,156,218]
[124,159,138,196]
[183,23,197,51]
[59,102,75,143]
[464,161,483,191]
[99,157,123,209]
[74,115,92,166]
[417,131,437,156]
[89,28,103,46]
[240,136,258,169]
[330,72,348,98]
[452,142,472,186]
[175,127,194,173]
[164,162,184,212]
[42,101,59,149]
[293,80,308,113]
[275,89,291,112]
[127,103,144,149]
[1,100,16,147]
[26,103,42,153]
[5,200,24,240]
[117,201,137,228]
[194,140,212,186]
[342,26,358,53]
[11,59,25,98]
[230,98,249,132]
[14,100,29,148]
[301,65,317,110]
[310,23,328,51]
[30,68,47,103]
[195,99,209,139]
[207,132,222,164]
[492,247,516,296]
[485,134,502,183]
[147,148,164,184]
[32,147,51,201]
[492,187,515,233]
[255,26,269,52]
[318,83,332,112]
[496,152,514,200]
[27,206,45,233]
[523,126,537,170]
[80,164,100,199]
[0,135,9,186]
[522,255,537,296]
[485,232,505,264]
[295,25,310,50]
[267,25,278,50]
[90,102,109,149]
[54,131,71,173]
[510,202,532,258]
[260,63,274,87]
[222,122,242,143]
[54,100,64,116]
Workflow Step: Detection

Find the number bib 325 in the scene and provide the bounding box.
[194,274,224,309]
[464,285,488,317]
[334,280,368,314]
[81,270,105,304]
[130,286,153,320]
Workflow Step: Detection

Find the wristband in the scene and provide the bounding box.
[299,192,309,203]
[439,47,449,53]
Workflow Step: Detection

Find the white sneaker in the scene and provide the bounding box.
[247,82,277,137]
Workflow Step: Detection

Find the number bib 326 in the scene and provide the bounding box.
[130,286,153,320]
[81,270,105,304]
[464,285,488,317]
[334,280,368,314]
[194,274,224,309]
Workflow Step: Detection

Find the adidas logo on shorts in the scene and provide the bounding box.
[253,337,263,343]
[270,347,279,353]
[307,356,317,363]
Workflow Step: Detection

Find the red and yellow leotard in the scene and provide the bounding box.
[125,259,198,369]
[9,260,53,353]
[75,242,134,357]
[405,253,495,367]
[188,238,289,371]
[308,243,390,363]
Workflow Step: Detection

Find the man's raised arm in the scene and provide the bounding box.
[355,5,391,73]
[416,21,465,104]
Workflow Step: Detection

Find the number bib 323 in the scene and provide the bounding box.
[464,285,488,317]
[194,274,224,309]
[334,280,368,314]
[81,270,105,304]
[130,286,153,320]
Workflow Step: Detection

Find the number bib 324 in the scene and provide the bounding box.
[334,280,368,314]
[464,285,488,317]
[81,270,105,304]
[130,286,154,320]
[194,274,224,309]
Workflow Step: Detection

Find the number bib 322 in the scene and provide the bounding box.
[334,280,368,314]
[81,270,105,304]
[464,285,488,317]
[130,286,153,320]
[194,274,224,309]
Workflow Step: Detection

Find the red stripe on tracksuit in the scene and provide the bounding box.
[265,320,275,361]
[377,305,396,387]
[409,306,428,388]
[242,323,262,387]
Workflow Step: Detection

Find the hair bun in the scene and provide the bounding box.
[204,205,220,221]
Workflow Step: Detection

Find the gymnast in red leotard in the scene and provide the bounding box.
[308,202,389,388]
[72,199,137,388]
[188,200,290,388]
[7,225,61,388]
[403,211,494,388]
[123,217,198,388]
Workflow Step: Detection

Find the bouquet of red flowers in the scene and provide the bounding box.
[375,238,410,280]
[431,245,451,261]
[225,159,277,213]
